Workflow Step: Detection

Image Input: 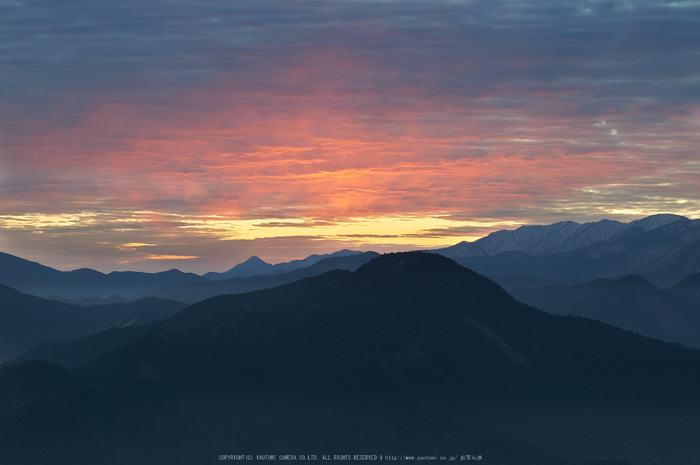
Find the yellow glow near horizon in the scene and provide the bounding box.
[143,254,200,260]
[0,211,523,248]
[177,215,523,247]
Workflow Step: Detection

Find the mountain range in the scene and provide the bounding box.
[203,249,365,279]
[4,214,700,367]
[437,215,684,257]
[0,285,186,364]
[146,251,380,303]
[0,250,376,303]
[4,214,700,363]
[511,275,700,349]
[435,214,700,289]
[3,214,700,303]
[0,251,209,300]
[2,252,700,464]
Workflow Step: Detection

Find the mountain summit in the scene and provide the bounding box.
[204,255,273,279]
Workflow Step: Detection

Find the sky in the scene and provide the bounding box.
[1,0,699,273]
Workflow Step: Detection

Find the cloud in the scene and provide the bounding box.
[1,0,700,270]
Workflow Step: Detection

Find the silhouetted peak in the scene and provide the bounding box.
[158,269,186,276]
[359,251,465,275]
[67,268,104,277]
[222,255,272,273]
[328,249,363,257]
[355,252,496,292]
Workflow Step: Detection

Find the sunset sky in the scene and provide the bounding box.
[1,0,699,273]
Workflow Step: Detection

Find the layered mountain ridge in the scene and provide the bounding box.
[4,214,700,302]
[1,252,699,464]
[0,285,186,364]
[436,214,700,288]
[0,251,377,303]
[511,274,700,349]
[0,252,209,300]
[437,214,688,258]
[203,249,365,280]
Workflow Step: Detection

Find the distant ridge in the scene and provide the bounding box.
[436,214,687,258]
[203,255,273,279]
[204,249,366,280]
[0,252,208,300]
[435,214,700,288]
[147,251,380,303]
[0,249,372,303]
[0,285,185,363]
[0,251,64,289]
[512,274,700,349]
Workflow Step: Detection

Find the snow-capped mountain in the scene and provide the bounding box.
[435,214,700,288]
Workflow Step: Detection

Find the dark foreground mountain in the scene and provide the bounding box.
[436,214,700,289]
[2,253,699,464]
[511,275,700,349]
[146,251,380,303]
[7,253,380,367]
[6,320,159,368]
[0,285,186,364]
